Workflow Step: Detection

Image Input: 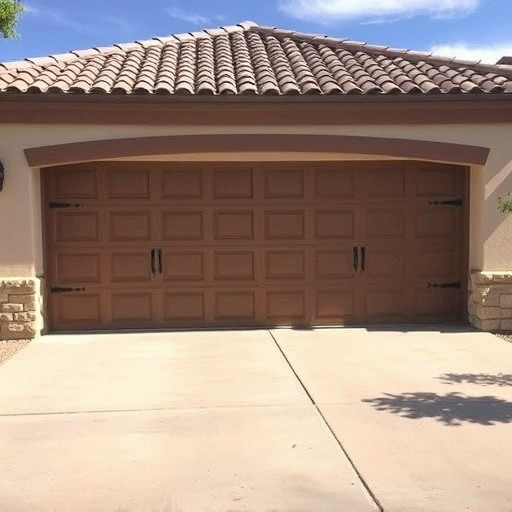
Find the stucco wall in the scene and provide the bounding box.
[0,122,511,279]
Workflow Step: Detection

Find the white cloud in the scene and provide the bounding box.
[165,7,225,26]
[279,0,479,22]
[431,42,512,64]
[22,4,40,15]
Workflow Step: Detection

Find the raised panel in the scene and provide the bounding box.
[163,212,203,240]
[111,253,151,282]
[265,169,304,198]
[316,211,354,239]
[55,294,101,323]
[366,249,405,278]
[367,209,405,239]
[214,211,253,240]
[215,292,255,320]
[164,293,205,321]
[266,251,305,279]
[265,211,304,240]
[266,291,305,320]
[365,289,406,319]
[415,289,459,318]
[56,253,100,283]
[164,252,204,281]
[367,167,406,198]
[111,293,152,321]
[315,169,355,198]
[215,251,254,280]
[415,249,457,278]
[316,250,354,278]
[108,170,149,198]
[315,290,354,319]
[110,211,151,241]
[162,169,203,199]
[416,167,458,197]
[416,209,457,238]
[55,212,99,242]
[54,169,98,198]
[213,169,253,198]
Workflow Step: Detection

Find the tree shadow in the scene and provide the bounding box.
[438,373,512,387]
[362,392,512,426]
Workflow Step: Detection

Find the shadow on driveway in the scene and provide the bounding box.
[437,373,512,387]
[362,392,512,426]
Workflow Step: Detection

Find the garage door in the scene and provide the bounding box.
[44,161,467,331]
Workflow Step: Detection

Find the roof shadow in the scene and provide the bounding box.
[362,392,512,426]
[438,373,512,387]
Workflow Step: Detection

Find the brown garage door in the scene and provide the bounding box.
[44,161,467,331]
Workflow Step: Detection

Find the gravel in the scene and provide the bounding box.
[494,332,512,344]
[0,340,30,366]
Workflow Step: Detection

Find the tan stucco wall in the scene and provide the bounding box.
[1,122,512,279]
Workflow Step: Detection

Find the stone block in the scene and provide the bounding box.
[474,305,502,320]
[477,319,501,331]
[501,309,512,319]
[0,313,14,322]
[0,280,36,294]
[493,273,512,283]
[500,294,512,308]
[0,292,8,302]
[472,272,493,285]
[1,323,36,340]
[472,288,500,307]
[500,319,512,331]
[14,312,36,322]
[0,303,24,313]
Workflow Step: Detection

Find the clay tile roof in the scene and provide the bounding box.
[1,21,512,96]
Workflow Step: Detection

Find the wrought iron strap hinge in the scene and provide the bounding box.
[427,282,461,289]
[49,201,84,209]
[51,287,86,293]
[428,199,463,206]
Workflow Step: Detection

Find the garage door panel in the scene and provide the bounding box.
[107,169,150,199]
[266,291,306,322]
[414,248,458,278]
[214,251,255,281]
[215,291,256,321]
[266,250,306,280]
[364,248,405,278]
[110,252,152,283]
[416,165,458,197]
[164,292,206,322]
[367,166,406,198]
[54,168,98,199]
[161,169,204,199]
[163,211,204,241]
[51,293,102,327]
[111,293,153,322]
[55,252,102,283]
[110,211,152,241]
[214,169,254,199]
[163,251,205,282]
[315,168,356,199]
[366,209,405,239]
[415,209,458,238]
[264,169,305,198]
[364,289,408,321]
[265,211,305,240]
[315,250,355,279]
[414,288,460,319]
[314,289,355,322]
[315,211,355,239]
[54,211,100,242]
[214,210,254,240]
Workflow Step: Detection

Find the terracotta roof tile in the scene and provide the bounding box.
[1,21,511,97]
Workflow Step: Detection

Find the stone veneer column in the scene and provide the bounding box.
[0,279,41,341]
[469,271,512,331]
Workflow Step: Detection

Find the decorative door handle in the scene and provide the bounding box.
[361,247,366,272]
[158,249,163,274]
[150,249,157,275]
[353,247,359,272]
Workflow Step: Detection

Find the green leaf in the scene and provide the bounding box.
[0,0,24,39]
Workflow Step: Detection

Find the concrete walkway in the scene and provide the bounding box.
[0,328,511,511]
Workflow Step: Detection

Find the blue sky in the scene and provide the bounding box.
[2,0,512,64]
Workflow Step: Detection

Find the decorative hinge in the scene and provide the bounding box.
[51,287,86,293]
[49,201,84,209]
[427,282,461,289]
[428,199,463,206]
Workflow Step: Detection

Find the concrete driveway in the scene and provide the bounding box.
[0,328,511,512]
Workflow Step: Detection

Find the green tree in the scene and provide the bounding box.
[0,0,24,39]
[498,194,512,214]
